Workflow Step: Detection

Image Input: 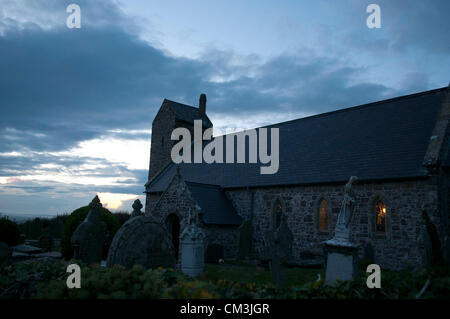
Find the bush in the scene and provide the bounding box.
[1,260,449,299]
[61,206,119,259]
[0,217,21,246]
[113,212,131,227]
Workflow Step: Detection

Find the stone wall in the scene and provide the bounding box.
[147,175,239,261]
[148,105,177,180]
[226,178,440,270]
[146,176,443,270]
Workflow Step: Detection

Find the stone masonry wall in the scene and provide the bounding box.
[147,175,239,261]
[146,177,441,270]
[226,179,440,270]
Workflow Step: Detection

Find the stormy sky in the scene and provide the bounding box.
[0,0,449,215]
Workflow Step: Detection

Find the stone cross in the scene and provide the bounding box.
[130,199,143,218]
[237,220,252,260]
[264,229,283,288]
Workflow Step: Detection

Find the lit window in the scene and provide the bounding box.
[274,199,282,229]
[375,200,387,233]
[319,200,328,232]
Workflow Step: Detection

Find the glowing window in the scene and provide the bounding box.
[319,200,328,232]
[375,200,387,233]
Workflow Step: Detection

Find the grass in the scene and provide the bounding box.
[201,263,323,287]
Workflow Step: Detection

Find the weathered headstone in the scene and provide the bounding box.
[264,229,283,288]
[130,199,144,218]
[0,242,11,266]
[71,195,107,264]
[325,176,359,285]
[180,207,205,277]
[39,234,53,252]
[363,242,375,262]
[107,201,175,269]
[237,220,252,260]
[277,215,293,262]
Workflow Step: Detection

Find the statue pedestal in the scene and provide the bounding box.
[324,239,359,285]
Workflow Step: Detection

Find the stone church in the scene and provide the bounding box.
[145,86,450,270]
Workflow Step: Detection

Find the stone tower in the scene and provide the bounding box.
[148,94,213,181]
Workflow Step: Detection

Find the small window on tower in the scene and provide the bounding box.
[319,200,328,232]
[161,136,164,148]
[375,200,387,233]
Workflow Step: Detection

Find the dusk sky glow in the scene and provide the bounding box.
[0,0,449,215]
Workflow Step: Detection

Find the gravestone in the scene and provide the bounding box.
[206,244,224,264]
[130,199,144,218]
[107,201,175,269]
[180,208,205,277]
[264,229,283,288]
[71,195,107,264]
[325,176,359,285]
[0,242,11,266]
[237,220,252,260]
[363,242,375,262]
[277,215,293,262]
[39,234,53,252]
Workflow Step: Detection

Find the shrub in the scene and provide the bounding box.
[1,260,449,299]
[0,217,21,246]
[61,206,119,259]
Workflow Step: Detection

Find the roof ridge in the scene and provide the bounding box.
[261,86,448,129]
[185,181,222,188]
[211,87,447,139]
[164,98,198,109]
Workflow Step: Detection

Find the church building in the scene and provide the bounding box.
[145,86,450,270]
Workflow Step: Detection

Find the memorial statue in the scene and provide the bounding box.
[332,176,358,244]
[324,176,360,284]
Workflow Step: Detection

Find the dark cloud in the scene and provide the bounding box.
[0,0,448,214]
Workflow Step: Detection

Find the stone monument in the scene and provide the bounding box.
[324,176,359,284]
[277,215,294,262]
[180,207,205,277]
[237,220,252,260]
[130,199,144,218]
[264,229,283,288]
[0,242,11,266]
[106,202,175,269]
[71,195,107,264]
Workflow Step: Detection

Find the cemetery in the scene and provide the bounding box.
[0,190,449,299]
[1,88,449,299]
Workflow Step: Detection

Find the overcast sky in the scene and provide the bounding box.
[0,0,449,215]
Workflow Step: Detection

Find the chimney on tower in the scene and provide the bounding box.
[199,93,206,117]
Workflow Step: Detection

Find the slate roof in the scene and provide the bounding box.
[185,182,242,225]
[147,87,448,193]
[163,99,213,128]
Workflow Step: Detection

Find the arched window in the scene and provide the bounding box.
[273,199,282,229]
[319,200,328,232]
[375,200,387,233]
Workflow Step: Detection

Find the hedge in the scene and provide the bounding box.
[0,217,21,246]
[1,260,449,299]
